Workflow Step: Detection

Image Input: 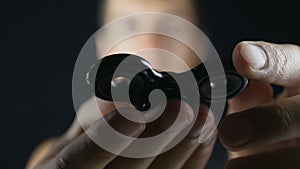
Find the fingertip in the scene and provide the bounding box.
[228,81,273,113]
[240,43,267,70]
[233,41,300,86]
[232,41,267,80]
[232,42,253,78]
[218,115,254,150]
[97,108,147,137]
[159,100,195,132]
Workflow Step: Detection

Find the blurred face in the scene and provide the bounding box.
[95,0,205,115]
[97,0,203,72]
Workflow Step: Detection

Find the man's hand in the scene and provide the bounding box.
[220,41,300,169]
[27,98,217,169]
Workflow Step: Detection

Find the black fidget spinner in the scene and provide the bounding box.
[87,53,249,111]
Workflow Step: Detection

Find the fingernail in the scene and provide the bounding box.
[159,100,194,132]
[198,111,216,143]
[219,117,253,148]
[240,43,267,70]
[170,113,193,132]
[188,104,211,138]
[198,120,215,143]
[106,109,146,137]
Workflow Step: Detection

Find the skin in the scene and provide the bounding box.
[222,41,300,169]
[97,0,204,72]
[26,0,300,169]
[27,1,216,169]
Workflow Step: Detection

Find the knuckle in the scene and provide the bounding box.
[275,103,298,138]
[54,156,71,169]
[285,44,300,57]
[260,43,291,82]
[257,42,300,85]
[82,135,113,160]
[82,134,97,149]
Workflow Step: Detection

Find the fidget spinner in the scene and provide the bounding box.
[87,53,249,111]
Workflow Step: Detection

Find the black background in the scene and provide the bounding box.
[2,0,300,168]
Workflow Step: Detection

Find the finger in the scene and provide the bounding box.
[182,132,217,169]
[225,140,300,169]
[228,81,273,114]
[229,136,300,159]
[148,104,215,169]
[30,98,100,169]
[219,95,300,151]
[105,100,194,169]
[104,123,163,169]
[77,97,103,130]
[233,41,300,87]
[26,138,59,169]
[276,87,300,99]
[40,109,146,169]
[227,81,273,159]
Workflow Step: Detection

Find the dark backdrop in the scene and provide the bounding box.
[2,0,299,168]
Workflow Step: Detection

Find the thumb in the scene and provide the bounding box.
[233,41,300,87]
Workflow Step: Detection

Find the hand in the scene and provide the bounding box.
[27,97,217,169]
[219,41,300,169]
